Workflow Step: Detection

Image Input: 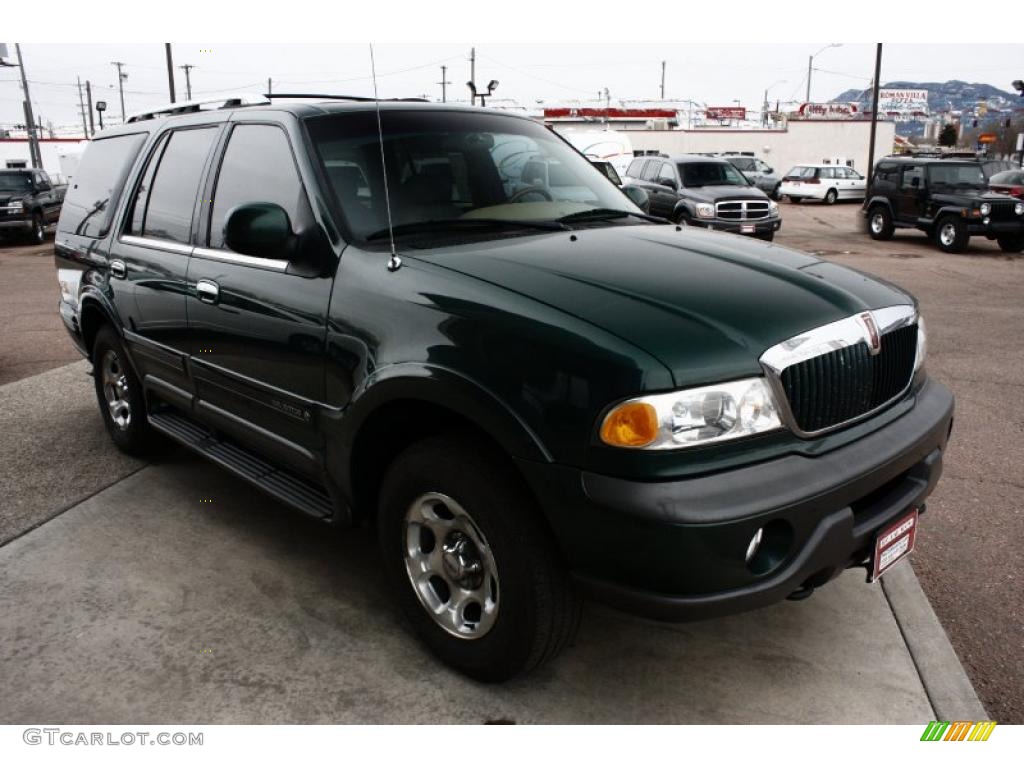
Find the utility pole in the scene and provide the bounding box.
[438,65,451,103]
[469,47,476,105]
[164,44,176,103]
[13,45,42,169]
[77,76,89,138]
[179,64,195,101]
[866,44,883,195]
[111,61,128,123]
[267,78,273,96]
[660,61,666,100]
[806,55,813,104]
[85,80,95,136]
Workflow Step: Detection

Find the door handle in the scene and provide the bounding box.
[109,259,127,279]
[196,279,220,305]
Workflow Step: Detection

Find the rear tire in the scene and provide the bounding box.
[867,205,894,241]
[996,235,1024,253]
[377,433,581,682]
[92,325,161,455]
[824,188,838,205]
[788,196,801,204]
[934,215,968,253]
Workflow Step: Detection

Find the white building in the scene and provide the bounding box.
[0,137,88,184]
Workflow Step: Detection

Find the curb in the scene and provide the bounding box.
[881,560,988,721]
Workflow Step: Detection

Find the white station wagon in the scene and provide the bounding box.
[779,164,866,204]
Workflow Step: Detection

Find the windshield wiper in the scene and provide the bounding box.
[364,217,568,241]
[557,208,666,224]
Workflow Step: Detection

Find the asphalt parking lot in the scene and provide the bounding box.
[0,203,1020,722]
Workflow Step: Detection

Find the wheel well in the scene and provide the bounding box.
[79,301,111,359]
[348,399,530,525]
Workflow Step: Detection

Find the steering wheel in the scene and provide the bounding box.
[509,186,554,203]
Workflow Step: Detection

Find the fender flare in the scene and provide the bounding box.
[864,195,893,215]
[77,286,124,359]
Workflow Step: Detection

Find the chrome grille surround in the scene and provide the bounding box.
[715,199,771,220]
[759,304,918,437]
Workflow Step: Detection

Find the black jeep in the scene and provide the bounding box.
[863,157,1024,253]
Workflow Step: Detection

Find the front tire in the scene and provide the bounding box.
[92,325,161,455]
[28,212,45,244]
[996,235,1024,253]
[377,433,580,682]
[935,215,969,253]
[824,188,838,205]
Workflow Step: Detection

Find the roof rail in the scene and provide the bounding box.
[125,94,269,123]
[264,93,430,103]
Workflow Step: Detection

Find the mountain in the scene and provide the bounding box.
[831,80,1020,136]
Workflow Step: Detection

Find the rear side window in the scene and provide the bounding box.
[208,124,304,250]
[787,166,818,179]
[626,158,644,177]
[874,163,899,184]
[59,133,147,238]
[640,161,660,182]
[138,127,218,244]
[900,164,924,190]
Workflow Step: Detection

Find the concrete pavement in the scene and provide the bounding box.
[0,454,970,724]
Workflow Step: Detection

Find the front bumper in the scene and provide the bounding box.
[695,216,781,236]
[0,217,33,232]
[967,219,1024,236]
[519,377,954,622]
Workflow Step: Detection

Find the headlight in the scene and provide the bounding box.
[1015,202,1024,216]
[914,316,927,373]
[979,202,991,216]
[9,200,24,212]
[695,203,715,219]
[769,201,780,217]
[599,378,782,449]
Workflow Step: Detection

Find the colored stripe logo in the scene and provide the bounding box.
[920,721,997,741]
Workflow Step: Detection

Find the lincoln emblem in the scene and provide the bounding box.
[860,312,882,355]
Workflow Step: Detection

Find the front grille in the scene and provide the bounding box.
[988,200,1017,222]
[715,199,771,220]
[779,324,917,433]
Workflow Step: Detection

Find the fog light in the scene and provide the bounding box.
[745,527,764,564]
[983,217,990,225]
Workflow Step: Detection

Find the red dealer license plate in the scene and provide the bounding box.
[870,508,919,582]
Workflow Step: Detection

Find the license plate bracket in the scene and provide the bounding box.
[869,508,919,582]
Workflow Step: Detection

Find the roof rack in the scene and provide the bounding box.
[126,94,268,123]
[264,93,430,103]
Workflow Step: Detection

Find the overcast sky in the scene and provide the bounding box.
[2,43,1021,131]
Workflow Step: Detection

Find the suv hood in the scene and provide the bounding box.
[410,225,913,388]
[682,185,768,203]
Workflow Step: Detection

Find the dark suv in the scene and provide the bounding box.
[0,168,65,244]
[55,98,952,681]
[864,157,1024,253]
[624,154,781,240]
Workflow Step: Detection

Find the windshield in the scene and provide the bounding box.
[927,163,986,190]
[679,162,748,187]
[305,110,641,242]
[0,172,32,194]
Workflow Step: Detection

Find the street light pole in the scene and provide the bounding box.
[13,44,42,169]
[806,43,841,103]
[164,44,176,103]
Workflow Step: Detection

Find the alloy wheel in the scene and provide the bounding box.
[871,213,885,234]
[402,492,500,639]
[939,222,957,247]
[100,349,132,430]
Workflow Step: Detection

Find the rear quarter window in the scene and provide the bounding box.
[58,133,147,238]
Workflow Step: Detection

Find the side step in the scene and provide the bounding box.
[149,409,334,520]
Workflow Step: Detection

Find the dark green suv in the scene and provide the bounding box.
[54,98,953,681]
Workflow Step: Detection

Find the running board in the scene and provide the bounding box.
[149,409,334,520]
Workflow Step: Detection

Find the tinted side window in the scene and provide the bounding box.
[209,124,304,249]
[143,127,218,244]
[626,159,644,177]
[874,163,899,185]
[900,164,924,190]
[59,133,147,238]
[640,161,659,182]
[126,133,170,236]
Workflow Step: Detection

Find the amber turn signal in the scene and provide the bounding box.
[600,402,659,447]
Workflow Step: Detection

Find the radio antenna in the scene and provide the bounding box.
[369,44,401,272]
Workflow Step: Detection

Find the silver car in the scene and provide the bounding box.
[722,155,780,199]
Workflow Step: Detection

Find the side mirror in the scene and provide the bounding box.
[764,167,774,175]
[622,184,650,213]
[223,202,294,260]
[657,177,678,190]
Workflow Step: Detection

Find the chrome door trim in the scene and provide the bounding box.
[120,234,194,256]
[192,246,289,272]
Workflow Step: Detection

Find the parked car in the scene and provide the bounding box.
[721,154,781,199]
[864,157,1024,253]
[56,98,952,681]
[988,168,1024,199]
[623,154,781,240]
[0,168,65,244]
[779,164,866,204]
